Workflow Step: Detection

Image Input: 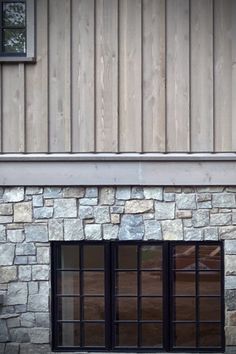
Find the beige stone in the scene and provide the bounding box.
[225,326,236,345]
[44,199,54,207]
[14,202,32,223]
[227,311,236,326]
[0,266,17,283]
[176,210,192,219]
[125,200,153,214]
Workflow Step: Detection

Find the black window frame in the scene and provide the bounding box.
[51,240,225,353]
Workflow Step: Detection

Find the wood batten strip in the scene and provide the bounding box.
[142,0,166,152]
[231,0,236,151]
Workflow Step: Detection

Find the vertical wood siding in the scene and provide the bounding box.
[0,0,234,153]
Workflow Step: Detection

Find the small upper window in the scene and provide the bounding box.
[0,0,35,62]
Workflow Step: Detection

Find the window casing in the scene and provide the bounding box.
[0,0,35,62]
[51,241,225,352]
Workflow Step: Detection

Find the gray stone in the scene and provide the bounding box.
[9,328,30,343]
[103,224,119,239]
[85,187,98,198]
[32,196,43,207]
[3,188,24,202]
[225,276,236,290]
[94,206,110,223]
[14,202,32,223]
[0,225,6,242]
[44,199,53,207]
[192,210,209,227]
[212,193,236,208]
[197,186,224,193]
[38,281,50,295]
[176,194,196,209]
[184,228,203,241]
[37,247,50,264]
[0,204,13,215]
[16,243,35,256]
[144,187,163,200]
[34,207,53,219]
[116,187,131,200]
[225,240,236,255]
[64,219,83,240]
[197,201,212,209]
[26,187,43,195]
[14,256,28,265]
[0,344,5,353]
[0,266,17,283]
[29,328,49,344]
[0,215,12,223]
[110,206,124,214]
[7,316,20,328]
[28,282,38,295]
[35,313,49,328]
[0,244,15,265]
[204,227,219,240]
[63,187,85,198]
[19,343,51,354]
[226,255,236,275]
[155,202,175,220]
[7,283,27,305]
[100,187,115,205]
[79,206,93,219]
[164,193,175,202]
[25,225,48,243]
[125,200,153,214]
[210,213,231,226]
[196,193,211,202]
[44,187,62,198]
[14,305,27,313]
[5,343,20,354]
[220,226,236,239]
[162,220,183,240]
[20,313,35,328]
[28,294,49,312]
[85,224,102,240]
[48,220,63,241]
[27,256,36,264]
[18,266,31,281]
[32,265,49,281]
[225,290,236,310]
[144,220,162,240]
[54,199,77,218]
[79,198,98,206]
[131,187,144,199]
[119,215,144,240]
[7,229,24,243]
[0,320,9,342]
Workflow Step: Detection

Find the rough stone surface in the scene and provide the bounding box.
[0,204,13,216]
[34,207,53,219]
[63,187,84,198]
[100,187,115,205]
[3,188,24,202]
[0,266,17,283]
[204,227,219,240]
[144,187,162,200]
[116,187,131,200]
[7,283,27,305]
[192,210,209,227]
[14,203,32,223]
[25,225,48,243]
[176,194,196,209]
[125,200,153,214]
[144,220,162,240]
[184,228,203,241]
[0,225,6,242]
[119,215,144,240]
[30,328,49,344]
[0,244,15,265]
[64,219,83,240]
[7,230,24,243]
[225,240,236,254]
[155,202,175,220]
[0,321,9,342]
[79,206,93,219]
[162,220,183,240]
[210,213,231,226]
[85,224,102,240]
[213,193,236,208]
[54,199,77,218]
[103,224,119,240]
[48,220,63,241]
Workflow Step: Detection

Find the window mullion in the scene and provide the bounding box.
[79,244,84,348]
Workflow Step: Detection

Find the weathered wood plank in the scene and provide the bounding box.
[166,0,190,152]
[2,65,25,152]
[96,0,118,152]
[26,0,48,152]
[72,0,95,152]
[143,0,165,152]
[190,0,213,152]
[119,0,142,152]
[49,0,71,152]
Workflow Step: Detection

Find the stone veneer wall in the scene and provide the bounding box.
[0,186,236,354]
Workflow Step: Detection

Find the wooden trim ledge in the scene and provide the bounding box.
[0,153,236,186]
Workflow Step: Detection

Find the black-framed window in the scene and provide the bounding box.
[51,241,225,353]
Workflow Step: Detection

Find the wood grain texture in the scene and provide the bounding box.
[96,0,118,152]
[191,0,213,152]
[143,0,165,152]
[26,0,48,152]
[49,0,71,152]
[2,65,25,152]
[72,0,95,152]
[166,0,190,152]
[119,0,142,152]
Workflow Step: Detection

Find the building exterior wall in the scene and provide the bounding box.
[0,186,236,353]
[0,0,235,154]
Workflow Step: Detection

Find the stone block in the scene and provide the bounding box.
[19,266,32,281]
[0,244,15,265]
[32,265,49,281]
[225,240,236,254]
[28,294,49,312]
[0,266,17,283]
[116,187,131,200]
[44,199,54,207]
[155,202,175,220]
[37,247,50,264]
[103,224,119,240]
[25,225,48,243]
[111,214,120,224]
[176,210,192,219]
[5,343,20,354]
[94,206,110,223]
[14,256,28,265]
[54,199,77,218]
[210,213,231,226]
[0,204,13,215]
[85,224,102,240]
[7,229,24,243]
[44,187,62,198]
[144,187,163,200]
[131,187,144,199]
[192,210,209,227]
[0,215,12,223]
[0,225,6,242]
[20,313,35,328]
[0,320,9,342]
[63,187,85,198]
[48,220,63,241]
[227,311,236,326]
[79,198,97,206]
[144,220,162,240]
[204,227,219,240]
[26,187,43,195]
[16,243,35,256]
[29,328,49,344]
[34,207,53,219]
[35,313,49,328]
[100,187,115,205]
[162,220,183,240]
[7,283,27,305]
[184,228,203,241]
[85,187,98,198]
[225,276,236,290]
[164,193,175,202]
[125,200,153,214]
[176,194,196,209]
[212,193,236,208]
[119,215,144,240]
[225,290,236,310]
[7,316,20,328]
[225,326,236,345]
[197,201,212,209]
[32,196,43,207]
[14,202,32,223]
[28,282,38,295]
[110,206,124,214]
[64,219,83,240]
[226,255,236,275]
[9,328,30,343]
[79,206,94,219]
[220,226,236,239]
[3,188,24,202]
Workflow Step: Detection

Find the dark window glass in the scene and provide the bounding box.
[141,323,163,347]
[174,297,196,321]
[58,297,80,321]
[83,245,104,269]
[174,271,196,296]
[84,323,105,347]
[174,323,196,347]
[116,323,137,347]
[57,271,80,295]
[58,323,80,347]
[141,245,162,269]
[61,245,80,269]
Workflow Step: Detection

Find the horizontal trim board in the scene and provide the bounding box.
[0,159,236,186]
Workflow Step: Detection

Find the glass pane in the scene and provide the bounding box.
[199,297,221,321]
[117,245,137,269]
[61,245,80,269]
[58,323,80,347]
[83,245,104,269]
[141,245,162,269]
[199,271,221,295]
[199,323,221,347]
[173,245,196,270]
[174,324,196,348]
[84,323,105,347]
[58,297,80,321]
[57,271,80,295]
[199,245,221,270]
[3,29,26,53]
[141,324,163,347]
[142,297,162,321]
[116,323,137,347]
[84,297,104,320]
[83,271,104,295]
[116,297,137,320]
[116,271,137,295]
[174,297,195,321]
[174,272,195,296]
[141,271,162,295]
[3,2,25,27]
